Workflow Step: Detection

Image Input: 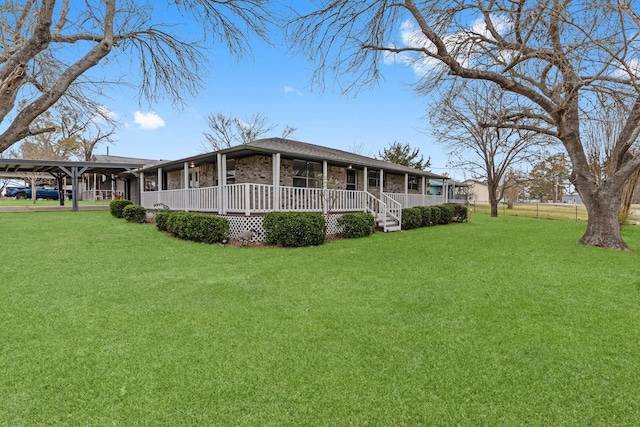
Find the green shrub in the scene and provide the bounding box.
[435,204,455,224]
[166,212,229,244]
[263,212,326,247]
[123,204,147,223]
[417,206,433,227]
[337,213,375,238]
[450,204,469,222]
[110,199,133,218]
[429,206,442,225]
[401,207,423,230]
[155,211,170,231]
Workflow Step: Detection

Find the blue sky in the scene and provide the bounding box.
[91,7,459,179]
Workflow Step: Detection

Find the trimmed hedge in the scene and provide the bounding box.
[429,205,442,225]
[166,212,229,244]
[401,207,423,230]
[155,211,170,232]
[110,199,133,218]
[337,213,375,238]
[451,204,469,222]
[417,206,433,227]
[399,204,468,231]
[123,204,147,223]
[435,204,455,224]
[263,212,326,247]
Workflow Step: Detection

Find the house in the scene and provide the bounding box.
[562,193,583,204]
[429,178,470,203]
[464,179,490,204]
[80,154,160,202]
[138,138,450,239]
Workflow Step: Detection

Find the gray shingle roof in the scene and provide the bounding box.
[245,138,444,179]
[139,137,445,179]
[92,154,159,165]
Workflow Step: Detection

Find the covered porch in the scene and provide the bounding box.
[137,138,451,231]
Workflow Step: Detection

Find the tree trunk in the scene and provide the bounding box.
[489,194,499,217]
[579,191,630,251]
[619,169,640,224]
[488,180,499,217]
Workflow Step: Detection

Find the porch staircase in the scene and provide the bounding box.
[365,191,402,232]
[376,212,401,232]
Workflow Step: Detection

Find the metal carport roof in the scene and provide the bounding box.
[0,158,156,210]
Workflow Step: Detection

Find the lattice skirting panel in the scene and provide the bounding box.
[221,214,343,243]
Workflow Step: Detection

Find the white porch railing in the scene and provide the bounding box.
[81,190,123,201]
[142,187,219,212]
[382,193,402,230]
[142,185,429,222]
[383,192,445,208]
[280,186,324,211]
[225,183,274,214]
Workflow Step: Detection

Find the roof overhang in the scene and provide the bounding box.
[0,158,150,177]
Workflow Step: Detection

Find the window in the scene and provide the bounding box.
[226,159,236,184]
[408,176,418,191]
[144,174,157,191]
[368,170,380,188]
[293,160,321,188]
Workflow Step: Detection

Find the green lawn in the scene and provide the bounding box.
[1,211,640,425]
[0,198,110,207]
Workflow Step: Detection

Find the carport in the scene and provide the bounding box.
[0,158,150,211]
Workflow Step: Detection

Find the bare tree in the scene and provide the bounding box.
[431,84,552,217]
[582,94,640,223]
[58,104,118,161]
[0,0,273,154]
[501,169,528,209]
[348,142,368,156]
[8,128,62,204]
[202,111,296,151]
[288,1,640,250]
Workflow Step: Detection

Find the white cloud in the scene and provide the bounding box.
[133,111,165,130]
[284,85,303,96]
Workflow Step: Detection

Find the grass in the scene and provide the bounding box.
[0,198,110,207]
[1,211,640,425]
[472,202,640,223]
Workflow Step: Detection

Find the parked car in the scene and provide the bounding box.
[4,186,71,200]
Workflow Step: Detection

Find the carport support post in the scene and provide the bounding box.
[59,166,88,211]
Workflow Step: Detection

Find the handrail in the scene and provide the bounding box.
[382,193,402,230]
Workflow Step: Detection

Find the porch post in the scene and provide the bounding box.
[183,162,189,189]
[272,153,280,210]
[157,167,163,205]
[422,176,426,204]
[140,172,145,206]
[363,167,368,193]
[379,169,384,198]
[322,160,328,215]
[182,162,190,211]
[444,178,448,203]
[216,153,223,213]
[221,154,227,214]
[404,173,409,194]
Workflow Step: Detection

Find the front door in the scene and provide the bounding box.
[346,169,356,190]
